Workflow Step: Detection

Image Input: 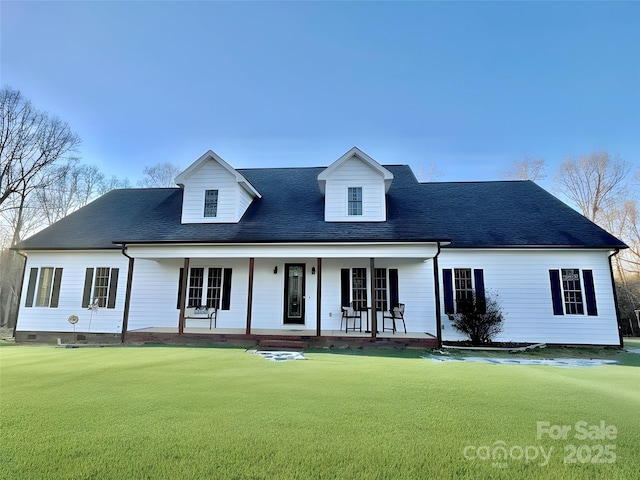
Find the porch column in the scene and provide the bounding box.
[178,258,189,335]
[246,257,255,335]
[316,258,322,337]
[120,255,135,343]
[370,257,377,338]
[433,244,443,348]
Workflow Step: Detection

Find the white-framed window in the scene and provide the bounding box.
[180,266,232,310]
[443,268,485,314]
[549,268,597,316]
[24,267,63,308]
[204,189,218,217]
[454,268,473,311]
[347,187,362,216]
[82,267,119,309]
[341,267,399,312]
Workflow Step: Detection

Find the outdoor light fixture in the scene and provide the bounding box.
[273,266,278,274]
[311,267,316,275]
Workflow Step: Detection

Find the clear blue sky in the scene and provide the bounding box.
[2,1,638,185]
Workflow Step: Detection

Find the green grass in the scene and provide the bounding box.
[1,344,639,479]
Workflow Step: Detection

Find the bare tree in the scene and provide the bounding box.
[500,155,547,181]
[34,162,110,225]
[554,150,630,223]
[97,174,131,196]
[138,162,181,188]
[0,87,81,213]
[0,86,81,331]
[414,162,443,182]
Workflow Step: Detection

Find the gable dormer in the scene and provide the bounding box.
[175,150,261,224]
[317,147,394,222]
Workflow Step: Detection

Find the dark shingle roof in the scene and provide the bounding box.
[15,165,626,250]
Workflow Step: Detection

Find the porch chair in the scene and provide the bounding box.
[341,303,362,333]
[382,303,406,334]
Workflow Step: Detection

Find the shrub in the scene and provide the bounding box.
[451,292,504,345]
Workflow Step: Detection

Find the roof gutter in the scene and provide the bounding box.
[608,249,624,348]
[432,242,443,348]
[12,249,28,338]
[120,244,134,344]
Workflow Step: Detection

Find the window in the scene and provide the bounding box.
[188,267,205,307]
[348,187,362,216]
[178,267,232,310]
[352,268,367,310]
[82,267,119,309]
[454,268,473,311]
[340,267,399,312]
[204,189,218,217]
[206,268,223,308]
[24,267,63,308]
[443,268,485,315]
[374,268,388,312]
[549,269,597,316]
[562,269,583,315]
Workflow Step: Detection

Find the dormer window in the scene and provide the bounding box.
[348,187,362,216]
[204,189,218,218]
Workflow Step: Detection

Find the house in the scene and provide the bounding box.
[13,147,627,347]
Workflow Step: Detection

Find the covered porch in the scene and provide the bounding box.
[122,242,444,347]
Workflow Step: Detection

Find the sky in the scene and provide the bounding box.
[1,1,639,187]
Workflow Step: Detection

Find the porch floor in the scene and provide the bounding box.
[125,327,439,349]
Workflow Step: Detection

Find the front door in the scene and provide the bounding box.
[284,264,305,324]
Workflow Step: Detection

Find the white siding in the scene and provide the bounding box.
[324,157,387,222]
[16,251,129,334]
[127,258,249,330]
[180,161,247,223]
[319,258,437,334]
[438,249,620,345]
[251,259,318,330]
[237,187,254,220]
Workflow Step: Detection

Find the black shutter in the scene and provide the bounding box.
[340,268,350,307]
[177,268,184,309]
[50,268,63,308]
[583,270,598,316]
[474,269,486,314]
[25,268,38,307]
[221,268,232,310]
[107,268,119,308]
[389,269,399,309]
[443,269,454,314]
[82,268,94,308]
[549,270,564,315]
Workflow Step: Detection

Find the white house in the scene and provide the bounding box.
[13,147,626,347]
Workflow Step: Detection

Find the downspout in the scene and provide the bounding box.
[608,249,624,348]
[432,243,443,348]
[120,245,135,344]
[12,250,28,338]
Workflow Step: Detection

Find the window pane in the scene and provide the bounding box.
[454,268,473,312]
[188,268,204,307]
[374,268,387,311]
[562,268,584,314]
[204,189,218,217]
[348,187,362,216]
[352,268,367,310]
[35,268,54,307]
[93,268,111,307]
[206,268,222,309]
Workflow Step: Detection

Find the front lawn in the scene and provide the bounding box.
[1,344,639,479]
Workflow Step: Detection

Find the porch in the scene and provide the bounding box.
[125,327,439,349]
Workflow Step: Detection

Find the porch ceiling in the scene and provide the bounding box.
[125,242,440,259]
